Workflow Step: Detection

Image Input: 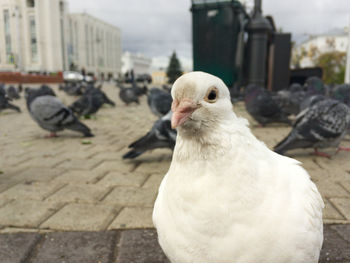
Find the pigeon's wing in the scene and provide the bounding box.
[123,112,176,159]
[30,96,75,127]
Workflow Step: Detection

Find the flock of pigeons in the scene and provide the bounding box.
[1,75,350,159]
[122,76,350,159]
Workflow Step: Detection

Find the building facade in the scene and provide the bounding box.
[122,51,152,76]
[0,0,69,72]
[68,13,122,79]
[0,0,122,78]
[293,32,349,68]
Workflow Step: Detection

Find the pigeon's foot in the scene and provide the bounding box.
[312,148,331,158]
[336,146,350,153]
[45,132,58,138]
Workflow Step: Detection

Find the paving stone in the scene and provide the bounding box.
[316,181,350,198]
[323,200,346,220]
[341,181,350,193]
[331,224,350,243]
[134,161,170,175]
[330,198,350,220]
[103,186,157,207]
[32,231,117,263]
[41,203,121,231]
[97,171,148,187]
[93,160,135,175]
[0,181,64,201]
[319,224,350,263]
[20,157,66,168]
[51,169,102,184]
[0,200,61,228]
[142,173,164,190]
[46,184,110,203]
[14,167,66,183]
[56,158,102,170]
[0,232,41,263]
[109,207,154,229]
[116,229,169,263]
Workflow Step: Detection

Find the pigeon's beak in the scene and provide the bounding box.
[171,98,198,129]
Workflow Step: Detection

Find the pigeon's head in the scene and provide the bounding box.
[171,71,232,133]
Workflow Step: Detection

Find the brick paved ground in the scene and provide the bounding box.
[0,83,349,262]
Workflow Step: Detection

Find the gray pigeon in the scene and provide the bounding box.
[147,88,172,117]
[6,85,21,100]
[118,84,139,105]
[274,99,350,157]
[244,85,291,126]
[331,84,350,107]
[25,87,93,137]
[123,111,176,159]
[0,84,21,112]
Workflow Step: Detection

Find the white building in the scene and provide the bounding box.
[0,0,69,72]
[68,13,122,79]
[293,31,349,68]
[0,0,122,78]
[122,52,152,76]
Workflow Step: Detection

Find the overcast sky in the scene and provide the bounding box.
[68,0,350,69]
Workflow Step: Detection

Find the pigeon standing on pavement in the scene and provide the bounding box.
[274,99,350,157]
[25,87,94,137]
[0,84,21,113]
[118,84,140,105]
[6,85,21,100]
[153,72,324,263]
[331,84,350,107]
[244,84,291,126]
[305,76,326,96]
[123,111,176,159]
[70,85,115,117]
[147,88,172,117]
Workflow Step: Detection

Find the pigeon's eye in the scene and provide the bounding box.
[205,87,218,103]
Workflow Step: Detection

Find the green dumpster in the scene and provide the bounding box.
[191,0,245,87]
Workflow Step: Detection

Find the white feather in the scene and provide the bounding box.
[153,72,324,263]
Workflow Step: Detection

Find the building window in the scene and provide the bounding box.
[91,27,94,66]
[29,16,38,62]
[3,9,13,64]
[27,0,35,7]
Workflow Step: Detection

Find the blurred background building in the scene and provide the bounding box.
[68,13,122,79]
[0,0,122,79]
[121,52,152,76]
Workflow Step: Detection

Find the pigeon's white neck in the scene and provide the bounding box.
[173,112,250,162]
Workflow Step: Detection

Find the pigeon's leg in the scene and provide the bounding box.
[336,146,350,153]
[45,132,58,138]
[313,148,331,158]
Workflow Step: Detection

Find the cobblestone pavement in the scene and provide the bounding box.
[0,225,349,263]
[0,83,349,262]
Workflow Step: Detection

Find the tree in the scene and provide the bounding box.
[314,51,346,84]
[166,51,183,84]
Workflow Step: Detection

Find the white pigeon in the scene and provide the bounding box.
[153,72,324,263]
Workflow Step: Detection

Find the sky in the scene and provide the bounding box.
[68,0,350,70]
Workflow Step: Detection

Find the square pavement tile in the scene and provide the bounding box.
[330,198,350,220]
[116,229,169,263]
[0,232,41,263]
[41,203,121,231]
[0,200,61,228]
[33,231,118,263]
[142,173,165,190]
[103,186,157,207]
[109,207,154,229]
[0,181,64,202]
[316,181,350,198]
[96,171,148,187]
